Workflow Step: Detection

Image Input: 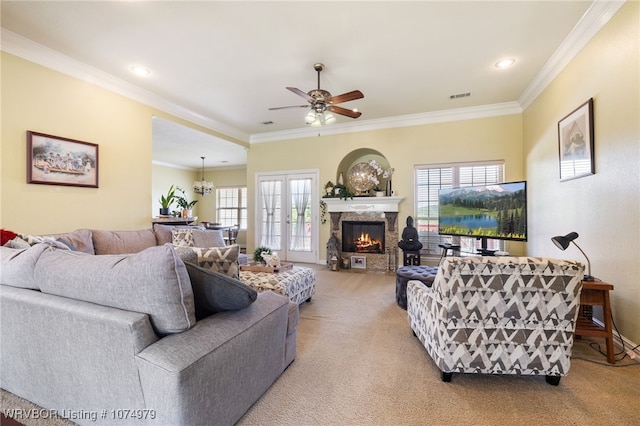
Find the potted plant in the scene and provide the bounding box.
[253,246,272,265]
[159,185,175,216]
[175,186,198,218]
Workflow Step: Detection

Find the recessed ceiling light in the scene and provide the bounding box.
[495,58,515,69]
[130,65,151,76]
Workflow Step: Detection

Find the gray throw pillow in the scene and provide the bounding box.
[0,243,52,289]
[34,244,196,335]
[185,261,257,319]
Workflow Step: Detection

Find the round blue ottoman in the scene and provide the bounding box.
[395,265,438,309]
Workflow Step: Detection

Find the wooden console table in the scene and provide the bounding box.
[151,216,197,226]
[575,280,615,364]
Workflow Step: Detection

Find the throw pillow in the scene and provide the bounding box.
[0,243,52,289]
[172,228,195,247]
[185,261,257,319]
[192,229,225,248]
[1,229,18,246]
[170,227,226,248]
[34,245,196,335]
[173,244,240,279]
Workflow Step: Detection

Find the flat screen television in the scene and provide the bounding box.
[438,181,527,254]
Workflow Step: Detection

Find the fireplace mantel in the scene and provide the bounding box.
[323,196,404,213]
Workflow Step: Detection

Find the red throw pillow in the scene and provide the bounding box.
[1,229,18,246]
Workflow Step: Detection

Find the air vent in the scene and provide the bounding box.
[449,92,471,99]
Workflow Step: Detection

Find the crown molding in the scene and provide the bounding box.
[518,0,626,109]
[250,102,522,144]
[1,28,250,143]
[2,1,624,145]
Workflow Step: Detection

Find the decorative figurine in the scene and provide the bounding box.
[398,216,423,252]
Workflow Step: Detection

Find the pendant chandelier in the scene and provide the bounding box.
[193,156,214,196]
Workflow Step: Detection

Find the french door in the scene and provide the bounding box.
[256,171,318,263]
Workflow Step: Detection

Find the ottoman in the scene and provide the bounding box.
[395,265,438,309]
[240,266,316,305]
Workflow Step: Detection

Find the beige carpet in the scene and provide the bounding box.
[3,265,639,426]
[238,265,640,426]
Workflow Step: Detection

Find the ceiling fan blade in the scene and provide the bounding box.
[329,105,362,119]
[286,87,314,102]
[268,105,310,111]
[329,90,364,105]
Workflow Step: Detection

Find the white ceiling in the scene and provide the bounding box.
[1,1,623,170]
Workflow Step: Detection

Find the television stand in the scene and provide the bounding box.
[476,248,497,256]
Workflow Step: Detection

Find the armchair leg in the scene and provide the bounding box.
[441,371,452,382]
[545,375,561,386]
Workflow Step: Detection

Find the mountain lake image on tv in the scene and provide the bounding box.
[438,181,527,241]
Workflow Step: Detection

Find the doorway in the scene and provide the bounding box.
[255,171,319,263]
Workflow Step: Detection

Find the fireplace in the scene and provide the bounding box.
[342,221,385,254]
[323,196,402,271]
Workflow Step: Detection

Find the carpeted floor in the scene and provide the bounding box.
[237,265,640,426]
[3,264,639,425]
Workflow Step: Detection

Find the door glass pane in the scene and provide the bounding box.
[259,180,282,250]
[289,178,312,251]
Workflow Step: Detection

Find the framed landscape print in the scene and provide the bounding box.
[27,131,99,188]
[557,98,594,181]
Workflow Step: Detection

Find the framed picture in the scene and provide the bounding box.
[27,131,99,188]
[557,98,594,181]
[350,255,366,269]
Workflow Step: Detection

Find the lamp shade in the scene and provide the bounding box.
[550,231,593,280]
[551,231,579,250]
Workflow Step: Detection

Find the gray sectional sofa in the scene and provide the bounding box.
[0,227,298,425]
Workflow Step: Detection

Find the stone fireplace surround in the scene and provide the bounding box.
[324,197,403,272]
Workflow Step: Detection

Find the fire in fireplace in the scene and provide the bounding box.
[342,221,385,254]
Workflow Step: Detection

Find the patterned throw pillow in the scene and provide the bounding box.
[172,228,195,247]
[173,244,240,279]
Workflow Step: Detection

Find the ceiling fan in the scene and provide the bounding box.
[269,63,364,124]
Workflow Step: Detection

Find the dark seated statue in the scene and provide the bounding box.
[398,216,423,252]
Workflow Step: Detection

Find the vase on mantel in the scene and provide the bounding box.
[386,179,392,196]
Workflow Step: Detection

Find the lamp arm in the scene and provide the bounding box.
[571,241,592,278]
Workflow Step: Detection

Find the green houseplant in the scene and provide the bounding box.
[253,246,272,265]
[159,185,175,216]
[175,186,198,217]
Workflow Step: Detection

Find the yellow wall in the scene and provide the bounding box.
[151,164,198,218]
[247,113,525,260]
[523,2,639,343]
[1,52,155,233]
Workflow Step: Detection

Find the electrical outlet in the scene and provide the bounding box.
[627,349,637,359]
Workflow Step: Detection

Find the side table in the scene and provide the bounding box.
[575,280,615,364]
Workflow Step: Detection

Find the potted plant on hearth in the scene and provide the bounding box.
[175,186,198,218]
[158,185,175,216]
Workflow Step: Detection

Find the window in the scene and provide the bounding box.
[216,187,247,229]
[415,161,505,256]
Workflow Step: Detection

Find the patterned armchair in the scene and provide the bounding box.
[407,256,584,385]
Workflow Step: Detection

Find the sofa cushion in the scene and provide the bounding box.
[44,229,95,254]
[34,244,196,335]
[92,229,157,255]
[0,243,52,289]
[185,261,257,319]
[174,245,240,279]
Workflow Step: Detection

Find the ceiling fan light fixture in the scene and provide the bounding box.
[324,112,336,124]
[305,110,317,124]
